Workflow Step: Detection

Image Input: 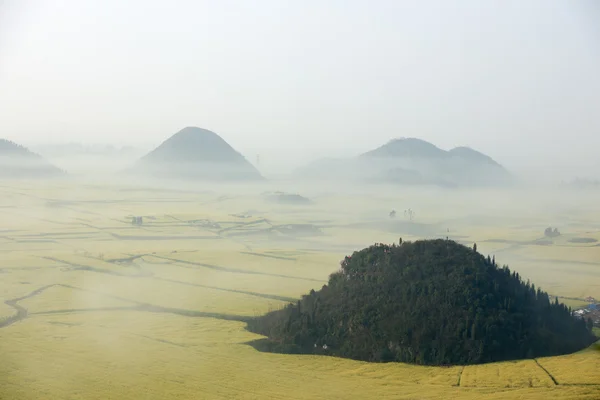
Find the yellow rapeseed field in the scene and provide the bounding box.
[0,181,598,399]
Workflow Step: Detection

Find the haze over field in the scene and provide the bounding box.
[0,179,599,400]
[1,0,599,180]
[0,1,599,400]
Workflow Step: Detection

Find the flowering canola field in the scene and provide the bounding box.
[1,182,598,399]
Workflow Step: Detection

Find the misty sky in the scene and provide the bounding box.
[0,0,599,175]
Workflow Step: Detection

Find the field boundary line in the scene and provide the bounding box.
[0,283,145,329]
[40,256,151,278]
[534,359,558,385]
[150,254,326,283]
[560,383,600,387]
[455,366,465,387]
[153,276,296,303]
[31,306,138,315]
[239,251,297,261]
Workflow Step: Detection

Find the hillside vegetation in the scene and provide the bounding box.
[0,139,64,178]
[248,240,596,365]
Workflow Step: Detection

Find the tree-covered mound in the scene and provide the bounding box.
[247,240,597,365]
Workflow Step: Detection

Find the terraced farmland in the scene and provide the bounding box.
[1,181,599,399]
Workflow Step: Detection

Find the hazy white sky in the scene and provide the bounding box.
[0,0,599,173]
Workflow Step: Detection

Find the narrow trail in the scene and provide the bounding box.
[69,265,152,277]
[105,254,147,263]
[134,303,252,322]
[41,256,152,278]
[165,214,255,251]
[0,266,51,273]
[167,214,262,252]
[217,218,271,234]
[533,359,558,385]
[153,276,296,303]
[31,305,252,323]
[240,251,297,261]
[32,306,139,315]
[2,254,297,325]
[0,282,253,330]
[150,254,325,283]
[133,333,188,348]
[1,284,59,328]
[455,366,465,387]
[39,254,308,299]
[109,233,222,241]
[0,283,143,329]
[72,251,298,302]
[560,383,600,387]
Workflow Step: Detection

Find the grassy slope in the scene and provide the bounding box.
[0,181,599,400]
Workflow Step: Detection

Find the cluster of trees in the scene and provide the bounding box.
[544,227,561,238]
[131,216,143,226]
[0,139,65,178]
[388,209,415,220]
[248,239,596,366]
[0,139,32,155]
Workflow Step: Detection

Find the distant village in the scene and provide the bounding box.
[572,296,600,327]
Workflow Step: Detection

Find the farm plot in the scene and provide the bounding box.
[1,181,599,400]
[460,360,555,388]
[3,311,597,400]
[536,347,600,385]
[19,284,135,314]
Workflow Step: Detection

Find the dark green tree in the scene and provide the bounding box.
[247,240,597,366]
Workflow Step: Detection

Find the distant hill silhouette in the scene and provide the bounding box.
[264,191,312,205]
[247,240,597,365]
[0,139,65,178]
[447,146,503,167]
[361,138,447,159]
[295,138,512,187]
[130,127,263,181]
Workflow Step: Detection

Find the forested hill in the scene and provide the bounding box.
[247,240,597,366]
[0,139,65,178]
